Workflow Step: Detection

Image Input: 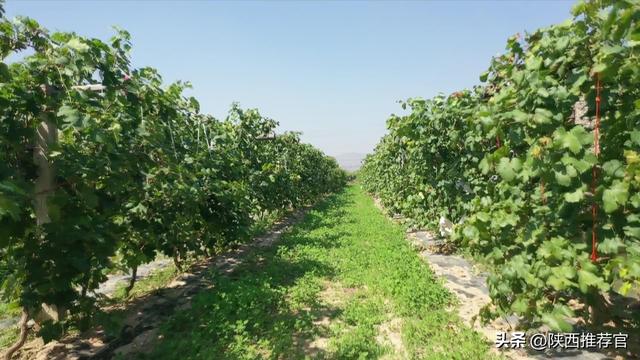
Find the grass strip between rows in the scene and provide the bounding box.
[126,184,493,359]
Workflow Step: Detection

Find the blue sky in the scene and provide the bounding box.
[5,0,574,156]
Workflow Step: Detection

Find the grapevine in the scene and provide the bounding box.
[0,9,346,357]
[361,0,640,331]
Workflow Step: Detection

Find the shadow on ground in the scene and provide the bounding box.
[126,191,356,359]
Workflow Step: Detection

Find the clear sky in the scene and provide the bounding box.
[5,0,574,156]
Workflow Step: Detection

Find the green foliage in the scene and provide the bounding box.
[0,13,347,341]
[361,0,640,331]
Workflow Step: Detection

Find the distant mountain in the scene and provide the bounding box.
[333,152,367,172]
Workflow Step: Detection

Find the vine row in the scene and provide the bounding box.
[361,0,640,331]
[0,5,347,353]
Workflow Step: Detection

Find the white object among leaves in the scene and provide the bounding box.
[439,216,453,237]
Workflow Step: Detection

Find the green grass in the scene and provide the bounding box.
[0,327,19,351]
[0,301,20,320]
[0,301,21,350]
[132,184,492,359]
